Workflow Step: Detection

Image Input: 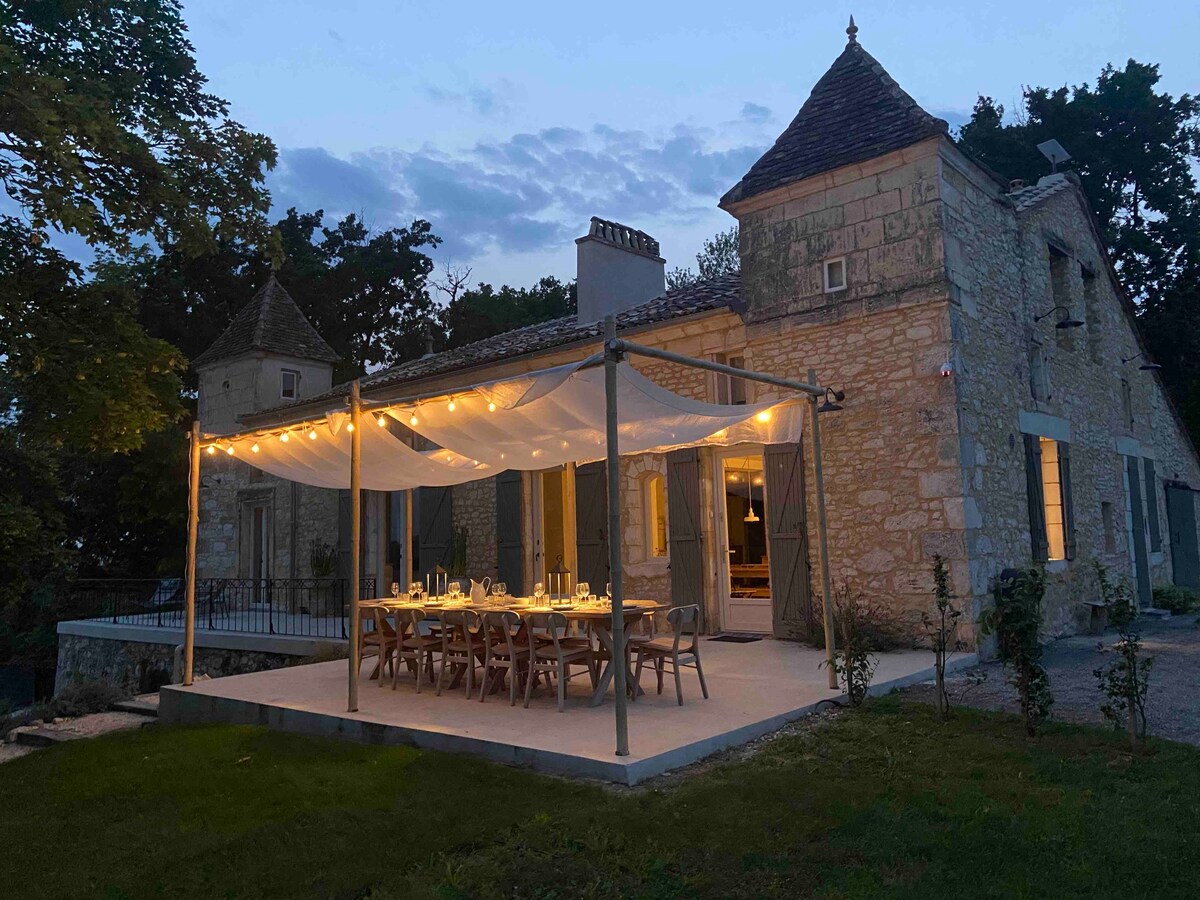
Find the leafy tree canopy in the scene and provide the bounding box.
[442,275,576,350]
[0,0,278,257]
[667,226,740,290]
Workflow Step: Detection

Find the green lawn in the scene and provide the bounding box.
[4,699,1199,899]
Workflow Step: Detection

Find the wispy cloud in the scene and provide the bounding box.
[423,81,514,118]
[740,101,772,124]
[266,109,771,264]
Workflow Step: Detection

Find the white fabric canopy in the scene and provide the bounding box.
[209,357,804,490]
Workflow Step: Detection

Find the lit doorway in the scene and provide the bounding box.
[716,449,772,632]
[531,467,577,587]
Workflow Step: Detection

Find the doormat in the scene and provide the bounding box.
[710,633,764,643]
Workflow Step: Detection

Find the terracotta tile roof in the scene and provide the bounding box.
[193,274,341,368]
[721,35,947,208]
[1009,173,1074,212]
[240,273,742,423]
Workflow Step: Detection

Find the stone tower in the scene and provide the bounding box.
[192,275,342,580]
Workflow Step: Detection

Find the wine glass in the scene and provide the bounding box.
[576,581,589,605]
[533,582,545,605]
[390,582,401,600]
[408,583,422,603]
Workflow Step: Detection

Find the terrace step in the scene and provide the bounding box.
[13,727,75,748]
[111,699,158,718]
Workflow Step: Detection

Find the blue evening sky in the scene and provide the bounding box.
[181,0,1199,288]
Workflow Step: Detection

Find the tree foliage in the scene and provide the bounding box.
[980,567,1053,736]
[666,226,739,290]
[0,0,278,257]
[441,275,576,350]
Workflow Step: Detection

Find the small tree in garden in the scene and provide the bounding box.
[980,567,1053,736]
[1092,561,1153,749]
[923,555,965,721]
[309,540,339,577]
[823,581,881,706]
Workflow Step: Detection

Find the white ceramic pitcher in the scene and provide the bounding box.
[470,577,492,604]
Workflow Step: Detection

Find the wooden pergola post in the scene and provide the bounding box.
[348,380,363,712]
[808,368,838,689]
[183,419,200,686]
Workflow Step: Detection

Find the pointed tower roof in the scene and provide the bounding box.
[193,274,340,368]
[721,19,948,208]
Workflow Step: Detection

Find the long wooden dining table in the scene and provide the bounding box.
[359,597,665,707]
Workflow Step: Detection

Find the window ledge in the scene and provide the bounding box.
[1046,559,1070,574]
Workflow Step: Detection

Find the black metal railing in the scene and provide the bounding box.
[64,577,377,640]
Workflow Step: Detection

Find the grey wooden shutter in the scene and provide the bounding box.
[765,443,812,639]
[417,486,453,575]
[1166,484,1200,589]
[574,462,609,590]
[667,448,704,624]
[1127,456,1152,606]
[1143,458,1162,552]
[1058,442,1077,561]
[1023,434,1049,562]
[495,471,524,594]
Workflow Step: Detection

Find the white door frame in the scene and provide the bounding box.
[712,445,772,633]
[530,465,578,587]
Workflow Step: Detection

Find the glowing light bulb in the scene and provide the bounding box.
[308,429,317,440]
[487,401,496,412]
[225,445,235,455]
[206,445,216,456]
[251,443,260,453]
[280,432,289,443]
[755,411,771,423]
[377,414,388,427]
[447,400,456,412]
[346,422,354,433]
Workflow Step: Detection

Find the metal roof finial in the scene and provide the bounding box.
[846,14,858,44]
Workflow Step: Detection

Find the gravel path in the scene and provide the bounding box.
[903,613,1200,745]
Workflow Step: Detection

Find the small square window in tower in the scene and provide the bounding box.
[280,368,301,401]
[823,257,847,293]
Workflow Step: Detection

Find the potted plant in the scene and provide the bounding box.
[308,539,340,616]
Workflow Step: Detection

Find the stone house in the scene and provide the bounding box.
[195,26,1200,643]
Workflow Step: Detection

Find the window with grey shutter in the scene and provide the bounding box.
[764,443,812,639]
[1024,434,1049,562]
[573,462,609,590]
[495,471,524,594]
[1144,458,1161,552]
[1058,442,1077,560]
[666,448,704,624]
[417,486,453,576]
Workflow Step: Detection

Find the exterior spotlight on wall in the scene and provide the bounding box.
[817,387,845,413]
[1034,305,1083,329]
[1120,352,1163,371]
[940,362,954,378]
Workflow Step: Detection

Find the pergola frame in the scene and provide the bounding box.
[182,314,839,757]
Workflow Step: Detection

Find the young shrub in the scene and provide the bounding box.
[1093,561,1153,749]
[1151,584,1198,614]
[309,539,339,578]
[823,581,881,706]
[923,554,964,721]
[979,566,1053,736]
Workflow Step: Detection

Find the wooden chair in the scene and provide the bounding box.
[435,609,485,698]
[632,605,709,705]
[394,607,440,693]
[523,612,596,712]
[478,611,529,705]
[362,606,398,683]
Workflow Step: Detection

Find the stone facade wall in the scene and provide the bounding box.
[55,633,307,696]
[944,147,1200,636]
[452,478,498,579]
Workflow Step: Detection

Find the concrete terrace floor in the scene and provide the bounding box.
[160,638,970,783]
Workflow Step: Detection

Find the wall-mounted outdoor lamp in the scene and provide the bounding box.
[1120,352,1163,371]
[1034,305,1084,329]
[817,388,845,413]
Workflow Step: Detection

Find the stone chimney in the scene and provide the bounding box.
[575,217,665,325]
